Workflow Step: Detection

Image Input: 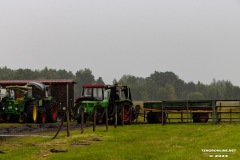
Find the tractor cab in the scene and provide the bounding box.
[73,84,109,123]
[81,84,109,101]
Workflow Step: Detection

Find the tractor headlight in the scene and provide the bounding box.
[2,107,5,110]
[15,108,18,111]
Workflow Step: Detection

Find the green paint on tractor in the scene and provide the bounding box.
[73,84,139,124]
[0,82,58,123]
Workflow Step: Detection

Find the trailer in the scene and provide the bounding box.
[143,100,240,124]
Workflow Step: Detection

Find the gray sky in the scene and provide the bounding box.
[1,0,240,85]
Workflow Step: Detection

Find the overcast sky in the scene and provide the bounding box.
[0,0,240,85]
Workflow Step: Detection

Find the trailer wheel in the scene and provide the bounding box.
[147,111,155,123]
[147,112,166,123]
[192,113,209,123]
[155,112,166,123]
[45,99,58,123]
[26,102,37,123]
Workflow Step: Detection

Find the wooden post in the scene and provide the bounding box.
[136,107,139,124]
[66,84,70,137]
[212,100,216,124]
[93,108,97,132]
[181,111,183,122]
[219,103,222,123]
[105,107,108,132]
[230,108,232,123]
[129,106,132,125]
[239,100,240,124]
[144,110,146,123]
[66,106,70,137]
[114,105,117,128]
[187,101,189,123]
[81,108,84,134]
[122,105,124,126]
[161,101,164,125]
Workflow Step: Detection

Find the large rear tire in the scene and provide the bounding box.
[45,99,58,123]
[37,107,46,123]
[26,102,38,123]
[118,106,131,124]
[96,108,105,125]
[117,101,133,124]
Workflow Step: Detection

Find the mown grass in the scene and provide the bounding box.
[1,124,240,160]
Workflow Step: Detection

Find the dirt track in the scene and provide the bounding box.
[0,123,80,135]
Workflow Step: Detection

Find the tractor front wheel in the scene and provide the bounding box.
[18,113,27,123]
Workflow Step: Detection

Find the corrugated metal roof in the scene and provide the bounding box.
[0,79,76,85]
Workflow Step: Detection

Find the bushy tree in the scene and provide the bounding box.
[187,92,206,100]
[75,68,95,97]
[1,66,240,100]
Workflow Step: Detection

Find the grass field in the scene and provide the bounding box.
[1,123,240,160]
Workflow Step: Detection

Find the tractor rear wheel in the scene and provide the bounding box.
[37,107,46,123]
[26,102,38,123]
[96,108,105,125]
[117,102,132,124]
[45,99,58,123]
[118,107,131,124]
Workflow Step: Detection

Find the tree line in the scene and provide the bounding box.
[0,66,240,100]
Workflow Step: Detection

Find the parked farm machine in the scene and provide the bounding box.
[0,82,58,123]
[143,100,214,124]
[73,84,140,125]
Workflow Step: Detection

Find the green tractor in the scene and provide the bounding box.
[1,82,58,123]
[26,82,58,123]
[0,88,7,122]
[1,85,38,123]
[73,84,139,124]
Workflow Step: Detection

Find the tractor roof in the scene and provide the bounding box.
[26,81,45,91]
[6,86,32,90]
[83,84,106,88]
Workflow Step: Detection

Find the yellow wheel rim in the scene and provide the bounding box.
[33,104,37,122]
[6,114,10,120]
[19,115,24,123]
